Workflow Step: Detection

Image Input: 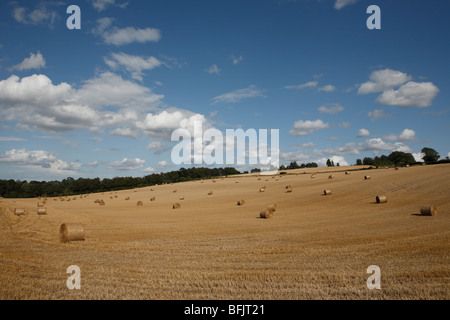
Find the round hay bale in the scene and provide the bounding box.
[259,187,265,193]
[311,175,315,178]
[395,167,399,170]
[364,175,371,180]
[420,205,437,216]
[37,202,44,207]
[137,201,143,206]
[150,197,156,201]
[286,186,292,193]
[94,199,99,203]
[179,196,184,200]
[98,199,105,206]
[173,203,181,209]
[267,204,277,212]
[328,175,334,179]
[345,171,350,175]
[37,208,47,215]
[14,208,26,216]
[260,209,273,219]
[125,197,130,200]
[208,191,213,195]
[60,223,84,243]
[376,195,387,204]
[173,189,177,193]
[114,195,118,198]
[110,196,114,199]
[285,185,292,189]
[235,180,240,184]
[237,200,245,206]
[323,189,332,195]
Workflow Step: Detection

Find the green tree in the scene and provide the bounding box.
[421,147,440,163]
[356,159,362,165]
[363,157,374,165]
[388,151,415,166]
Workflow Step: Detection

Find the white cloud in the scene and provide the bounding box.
[143,166,155,172]
[334,0,359,10]
[12,3,59,26]
[0,148,80,174]
[110,158,145,170]
[318,103,344,114]
[376,81,439,108]
[289,119,330,136]
[11,52,46,71]
[94,19,161,46]
[284,81,318,90]
[383,129,417,141]
[358,69,412,94]
[413,152,425,163]
[357,128,370,137]
[358,69,439,108]
[232,55,244,65]
[205,64,220,74]
[109,127,139,139]
[106,27,161,46]
[339,122,351,128]
[104,52,162,81]
[92,0,128,11]
[318,85,336,92]
[297,142,317,148]
[157,160,172,168]
[211,85,265,104]
[137,110,208,140]
[0,73,163,133]
[316,156,349,167]
[0,136,26,141]
[358,138,412,153]
[368,109,393,121]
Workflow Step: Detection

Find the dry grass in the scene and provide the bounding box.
[0,164,449,300]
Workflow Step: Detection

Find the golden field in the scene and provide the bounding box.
[0,164,449,300]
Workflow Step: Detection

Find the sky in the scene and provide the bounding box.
[0,0,449,181]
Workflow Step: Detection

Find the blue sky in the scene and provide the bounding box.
[0,0,449,180]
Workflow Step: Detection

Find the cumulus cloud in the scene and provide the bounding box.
[0,148,80,174]
[315,138,413,157]
[376,81,439,107]
[232,55,244,65]
[316,156,349,167]
[357,128,370,138]
[289,119,330,136]
[211,85,265,104]
[383,129,417,141]
[359,69,439,108]
[11,52,46,71]
[110,158,145,170]
[358,69,412,94]
[104,52,162,81]
[318,103,344,114]
[205,64,220,74]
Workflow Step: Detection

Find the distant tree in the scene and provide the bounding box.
[279,165,286,170]
[388,151,415,166]
[363,157,374,166]
[336,163,340,167]
[326,159,332,167]
[356,159,362,166]
[287,161,300,170]
[250,168,261,173]
[421,147,440,163]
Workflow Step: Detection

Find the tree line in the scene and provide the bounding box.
[355,147,446,167]
[0,167,240,199]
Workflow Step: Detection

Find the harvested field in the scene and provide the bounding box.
[0,164,449,299]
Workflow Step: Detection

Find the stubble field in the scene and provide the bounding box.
[0,164,449,300]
